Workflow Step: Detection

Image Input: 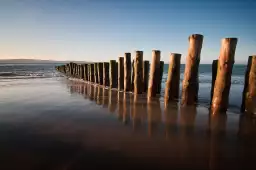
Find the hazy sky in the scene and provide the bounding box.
[0,0,255,63]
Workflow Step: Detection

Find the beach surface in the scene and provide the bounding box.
[0,77,256,170]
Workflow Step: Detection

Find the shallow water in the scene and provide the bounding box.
[0,63,247,113]
[0,77,256,170]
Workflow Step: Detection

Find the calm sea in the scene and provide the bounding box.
[0,63,246,113]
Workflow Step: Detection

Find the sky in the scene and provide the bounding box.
[0,0,255,63]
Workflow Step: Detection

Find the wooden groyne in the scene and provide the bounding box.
[56,34,256,116]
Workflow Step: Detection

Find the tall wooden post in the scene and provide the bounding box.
[164,53,181,101]
[103,62,109,86]
[131,59,135,91]
[134,51,143,94]
[211,38,238,113]
[148,50,161,98]
[124,53,131,92]
[70,62,74,77]
[88,64,91,82]
[118,57,124,91]
[94,63,98,84]
[181,34,204,105]
[157,61,164,94]
[241,56,256,114]
[84,64,88,81]
[143,60,150,92]
[80,64,84,79]
[109,60,117,88]
[98,62,103,85]
[90,64,95,83]
[210,60,218,105]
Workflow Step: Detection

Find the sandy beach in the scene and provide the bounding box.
[0,77,255,170]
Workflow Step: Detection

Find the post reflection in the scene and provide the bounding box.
[102,88,108,108]
[132,95,144,130]
[178,106,197,163]
[122,92,130,124]
[208,113,227,170]
[164,100,178,139]
[147,98,162,137]
[117,92,124,121]
[93,85,98,101]
[96,86,103,105]
[88,84,94,101]
[108,89,117,113]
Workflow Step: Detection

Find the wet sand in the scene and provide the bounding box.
[0,78,256,170]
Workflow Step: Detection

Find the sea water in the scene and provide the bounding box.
[0,63,246,113]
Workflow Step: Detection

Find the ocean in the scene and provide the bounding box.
[0,63,246,113]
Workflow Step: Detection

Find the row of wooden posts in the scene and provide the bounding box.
[56,34,256,116]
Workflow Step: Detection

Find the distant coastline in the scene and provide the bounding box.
[0,59,91,64]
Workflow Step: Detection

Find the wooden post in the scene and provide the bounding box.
[241,56,256,114]
[131,59,135,91]
[90,64,95,83]
[157,61,164,94]
[109,60,117,88]
[118,57,124,91]
[94,63,98,84]
[80,64,84,79]
[97,62,103,85]
[148,50,161,98]
[84,64,88,81]
[210,60,218,105]
[103,62,109,86]
[181,34,204,105]
[70,63,73,77]
[87,64,91,82]
[211,38,238,113]
[134,51,143,94]
[164,53,181,101]
[124,53,131,92]
[143,60,150,92]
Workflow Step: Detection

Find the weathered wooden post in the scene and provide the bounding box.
[211,38,238,113]
[143,60,150,92]
[210,60,218,105]
[70,63,73,77]
[84,64,88,81]
[90,64,95,83]
[109,60,117,88]
[80,65,84,79]
[97,62,103,85]
[148,50,161,98]
[157,61,164,94]
[164,53,181,101]
[103,62,109,86]
[131,59,135,91]
[87,64,91,82]
[124,53,132,92]
[118,57,124,91]
[181,34,204,105]
[94,63,98,84]
[241,56,256,114]
[134,51,143,94]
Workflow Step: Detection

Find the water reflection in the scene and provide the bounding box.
[147,98,162,136]
[65,82,256,168]
[164,101,178,138]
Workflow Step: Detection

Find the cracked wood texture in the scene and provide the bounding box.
[211,38,238,114]
[148,50,161,98]
[241,56,256,114]
[124,53,131,92]
[134,51,143,94]
[181,34,204,106]
[164,53,181,101]
[118,57,124,91]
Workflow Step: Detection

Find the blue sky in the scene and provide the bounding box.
[0,0,255,63]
